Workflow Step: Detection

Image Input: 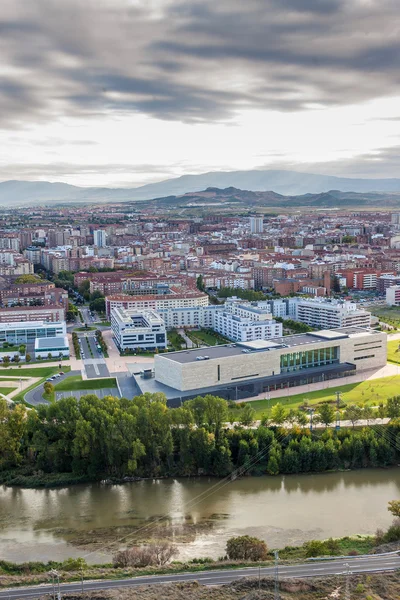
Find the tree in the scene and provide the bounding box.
[332,276,341,293]
[13,355,20,364]
[25,353,31,363]
[226,535,268,561]
[48,352,52,360]
[295,410,308,428]
[388,500,400,518]
[317,403,335,428]
[89,297,106,313]
[239,404,256,427]
[344,404,363,428]
[386,397,400,420]
[2,356,10,368]
[196,274,205,292]
[270,403,287,425]
[43,382,55,395]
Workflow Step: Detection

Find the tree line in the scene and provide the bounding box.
[1,393,400,483]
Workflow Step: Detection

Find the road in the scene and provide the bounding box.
[2,554,400,599]
[24,370,81,406]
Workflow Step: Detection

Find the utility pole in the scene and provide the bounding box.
[81,569,84,595]
[344,562,351,600]
[258,564,261,590]
[274,550,280,600]
[336,391,342,430]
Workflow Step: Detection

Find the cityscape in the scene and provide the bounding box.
[2,1,400,599]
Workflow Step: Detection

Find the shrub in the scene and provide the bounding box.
[226,535,268,561]
[113,543,178,567]
[347,549,359,556]
[383,518,400,543]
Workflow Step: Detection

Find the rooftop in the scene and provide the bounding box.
[159,327,381,364]
[34,335,68,349]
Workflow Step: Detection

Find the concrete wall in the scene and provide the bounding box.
[154,330,387,392]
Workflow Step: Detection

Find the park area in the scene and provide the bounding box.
[248,374,400,419]
[370,305,400,330]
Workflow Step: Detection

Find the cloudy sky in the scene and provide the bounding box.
[2,0,400,187]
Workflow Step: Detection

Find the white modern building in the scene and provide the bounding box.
[249,216,264,234]
[133,327,387,405]
[386,285,400,306]
[0,321,66,345]
[105,290,209,317]
[111,307,167,351]
[213,310,282,342]
[289,298,371,329]
[34,336,69,359]
[93,230,107,247]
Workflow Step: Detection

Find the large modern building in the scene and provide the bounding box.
[0,321,66,345]
[111,307,167,351]
[290,299,371,329]
[131,327,387,405]
[212,306,282,342]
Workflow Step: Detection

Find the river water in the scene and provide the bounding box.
[1,469,399,564]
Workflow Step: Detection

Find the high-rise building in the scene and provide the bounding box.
[249,216,264,234]
[93,230,107,247]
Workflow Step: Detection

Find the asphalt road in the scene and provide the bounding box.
[24,370,81,406]
[2,554,399,599]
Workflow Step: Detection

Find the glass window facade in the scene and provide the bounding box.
[280,346,339,373]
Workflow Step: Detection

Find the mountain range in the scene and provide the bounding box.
[2,169,400,205]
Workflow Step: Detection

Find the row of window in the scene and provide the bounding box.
[280,346,339,373]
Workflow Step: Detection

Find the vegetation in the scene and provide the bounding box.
[72,332,81,358]
[370,306,400,330]
[387,339,400,363]
[114,543,179,567]
[185,327,230,347]
[218,287,270,301]
[167,328,186,350]
[95,329,108,356]
[226,536,268,561]
[55,376,117,391]
[247,375,400,418]
[275,316,314,333]
[1,392,400,486]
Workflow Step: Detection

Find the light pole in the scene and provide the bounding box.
[274,550,280,600]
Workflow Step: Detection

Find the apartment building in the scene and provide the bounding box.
[386,285,400,306]
[105,289,209,317]
[213,310,282,342]
[289,298,371,329]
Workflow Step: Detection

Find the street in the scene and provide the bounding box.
[1,554,400,599]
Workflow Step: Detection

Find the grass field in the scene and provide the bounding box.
[247,375,400,418]
[55,375,117,391]
[12,366,71,404]
[370,305,400,329]
[0,386,16,396]
[387,339,400,364]
[186,328,230,346]
[75,326,96,331]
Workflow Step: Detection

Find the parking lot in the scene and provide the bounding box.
[56,387,120,401]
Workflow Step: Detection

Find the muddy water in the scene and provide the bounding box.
[1,469,399,564]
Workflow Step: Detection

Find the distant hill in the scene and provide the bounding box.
[150,186,400,208]
[3,169,400,205]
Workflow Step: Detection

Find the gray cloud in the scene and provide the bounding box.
[1,0,400,128]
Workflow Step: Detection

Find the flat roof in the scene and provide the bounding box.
[159,327,380,364]
[34,335,68,348]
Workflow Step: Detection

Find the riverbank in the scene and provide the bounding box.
[0,534,382,589]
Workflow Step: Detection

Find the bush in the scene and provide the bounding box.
[226,535,268,561]
[113,543,178,567]
[303,538,340,558]
[347,549,359,556]
[383,518,400,543]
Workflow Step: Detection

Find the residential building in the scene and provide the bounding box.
[93,230,107,247]
[249,216,264,234]
[105,289,209,317]
[386,285,400,306]
[289,298,371,329]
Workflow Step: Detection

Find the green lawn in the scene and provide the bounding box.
[0,386,17,396]
[55,376,117,391]
[186,328,230,346]
[370,306,400,330]
[387,339,400,364]
[75,326,96,332]
[247,375,400,418]
[12,366,71,404]
[0,345,23,353]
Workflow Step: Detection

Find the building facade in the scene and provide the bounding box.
[111,307,167,351]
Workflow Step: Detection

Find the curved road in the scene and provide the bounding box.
[1,554,400,599]
[25,370,81,406]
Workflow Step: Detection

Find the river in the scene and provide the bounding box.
[1,469,399,564]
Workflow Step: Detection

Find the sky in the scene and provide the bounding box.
[2,0,400,188]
